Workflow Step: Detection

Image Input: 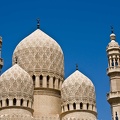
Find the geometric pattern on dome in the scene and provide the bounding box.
[0,64,33,100]
[12,29,64,77]
[61,70,96,105]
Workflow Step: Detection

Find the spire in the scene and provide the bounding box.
[0,36,3,74]
[76,64,78,70]
[37,18,40,29]
[111,26,114,33]
[115,112,119,120]
[110,26,116,41]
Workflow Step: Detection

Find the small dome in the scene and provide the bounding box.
[12,29,64,77]
[0,64,33,100]
[61,70,96,105]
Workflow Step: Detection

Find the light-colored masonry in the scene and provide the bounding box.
[0,26,118,120]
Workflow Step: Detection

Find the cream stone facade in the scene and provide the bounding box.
[107,31,120,120]
[0,24,118,120]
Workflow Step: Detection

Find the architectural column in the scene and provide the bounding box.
[59,80,62,90]
[35,74,40,87]
[69,103,73,110]
[89,104,92,110]
[2,99,6,107]
[109,56,112,67]
[9,99,13,106]
[113,56,116,67]
[117,55,119,66]
[49,76,53,88]
[16,99,20,106]
[64,105,68,111]
[55,77,58,89]
[23,100,27,107]
[43,75,47,88]
[83,103,86,110]
[28,101,32,108]
[76,103,79,110]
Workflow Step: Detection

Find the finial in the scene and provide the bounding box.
[115,112,118,120]
[37,18,40,29]
[111,26,114,33]
[76,64,78,70]
[15,56,18,64]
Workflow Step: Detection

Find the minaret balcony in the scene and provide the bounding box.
[107,66,120,75]
[107,91,120,104]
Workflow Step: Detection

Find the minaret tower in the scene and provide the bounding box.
[0,36,3,72]
[106,27,120,119]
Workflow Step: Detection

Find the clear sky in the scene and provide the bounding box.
[0,0,120,119]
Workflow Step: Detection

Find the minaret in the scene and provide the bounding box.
[0,36,3,73]
[106,28,120,119]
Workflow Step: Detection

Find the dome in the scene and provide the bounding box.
[61,70,96,105]
[12,29,64,77]
[0,64,33,100]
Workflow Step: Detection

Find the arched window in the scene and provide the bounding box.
[112,59,114,66]
[87,103,89,110]
[73,103,76,110]
[13,98,16,106]
[20,99,23,106]
[27,100,29,107]
[67,104,69,110]
[80,102,83,109]
[53,77,55,88]
[32,75,35,87]
[47,76,49,88]
[115,59,118,66]
[6,98,9,106]
[40,75,43,87]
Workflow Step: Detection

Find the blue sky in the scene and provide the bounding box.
[0,0,120,119]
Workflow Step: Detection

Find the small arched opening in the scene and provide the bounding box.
[13,98,16,106]
[40,75,43,87]
[20,99,23,106]
[32,75,36,87]
[73,103,76,110]
[47,75,49,88]
[80,102,83,109]
[87,103,89,110]
[67,104,69,110]
[6,98,9,106]
[53,77,55,88]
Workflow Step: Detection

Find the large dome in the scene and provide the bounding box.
[61,70,96,105]
[0,64,33,100]
[12,29,64,77]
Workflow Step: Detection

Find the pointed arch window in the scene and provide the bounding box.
[73,103,76,110]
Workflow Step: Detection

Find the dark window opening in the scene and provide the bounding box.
[73,103,76,110]
[80,102,83,109]
[6,98,9,106]
[13,98,16,106]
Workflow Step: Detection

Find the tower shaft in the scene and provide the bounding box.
[107,32,120,119]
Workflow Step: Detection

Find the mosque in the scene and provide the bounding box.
[0,21,119,120]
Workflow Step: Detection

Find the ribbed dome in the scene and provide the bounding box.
[12,29,64,77]
[0,64,33,100]
[61,70,96,105]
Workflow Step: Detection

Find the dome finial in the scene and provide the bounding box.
[111,26,114,33]
[76,64,78,70]
[37,18,40,29]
